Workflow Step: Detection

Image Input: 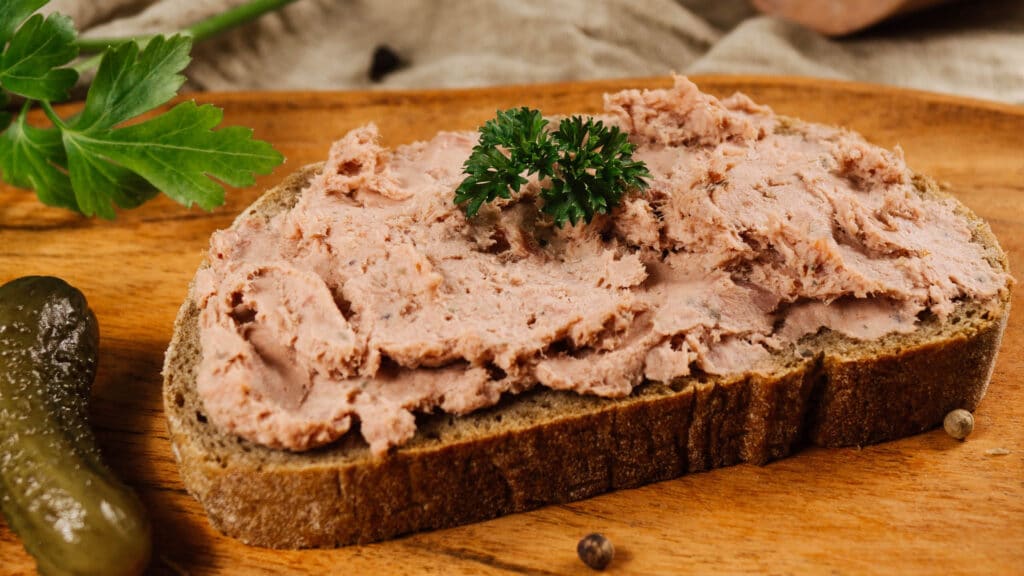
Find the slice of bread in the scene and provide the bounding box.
[163,157,1011,549]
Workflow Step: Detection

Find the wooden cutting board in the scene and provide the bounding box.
[1,76,1021,575]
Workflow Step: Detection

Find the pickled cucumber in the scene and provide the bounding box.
[0,276,150,576]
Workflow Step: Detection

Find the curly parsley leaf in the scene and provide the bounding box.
[542,116,650,227]
[454,107,649,227]
[60,100,283,218]
[0,11,78,101]
[0,109,75,209]
[477,107,557,176]
[455,107,557,218]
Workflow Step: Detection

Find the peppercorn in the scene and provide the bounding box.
[577,533,614,571]
[943,409,974,440]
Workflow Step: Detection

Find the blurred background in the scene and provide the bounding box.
[44,0,1024,103]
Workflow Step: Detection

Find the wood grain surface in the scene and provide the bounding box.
[1,76,1021,575]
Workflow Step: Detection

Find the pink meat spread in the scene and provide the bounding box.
[193,76,1009,455]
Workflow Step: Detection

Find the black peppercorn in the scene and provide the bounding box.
[577,533,614,570]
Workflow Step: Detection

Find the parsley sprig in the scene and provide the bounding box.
[455,107,650,227]
[0,0,286,218]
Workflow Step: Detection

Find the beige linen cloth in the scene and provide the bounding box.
[47,0,1024,103]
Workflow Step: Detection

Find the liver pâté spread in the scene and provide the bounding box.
[194,76,1009,455]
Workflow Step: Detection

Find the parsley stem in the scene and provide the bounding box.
[39,101,68,129]
[187,0,298,43]
[72,53,104,74]
[75,0,297,53]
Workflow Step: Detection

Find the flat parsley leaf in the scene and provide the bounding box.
[0,1,75,209]
[71,34,190,131]
[0,8,78,101]
[0,109,75,209]
[0,8,284,218]
[0,0,47,45]
[54,34,193,217]
[18,33,282,218]
[61,100,283,218]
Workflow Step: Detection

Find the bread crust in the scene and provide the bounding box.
[162,164,1011,549]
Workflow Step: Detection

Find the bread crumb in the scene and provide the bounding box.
[984,448,1011,456]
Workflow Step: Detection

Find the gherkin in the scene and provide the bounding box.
[0,276,151,576]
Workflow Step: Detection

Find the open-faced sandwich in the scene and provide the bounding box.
[163,76,1012,548]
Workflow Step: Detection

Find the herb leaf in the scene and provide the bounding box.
[478,107,556,177]
[0,5,286,218]
[72,35,191,131]
[0,11,78,101]
[0,109,74,209]
[542,116,650,227]
[61,137,157,218]
[0,0,48,45]
[455,107,557,218]
[454,108,649,227]
[61,101,283,217]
